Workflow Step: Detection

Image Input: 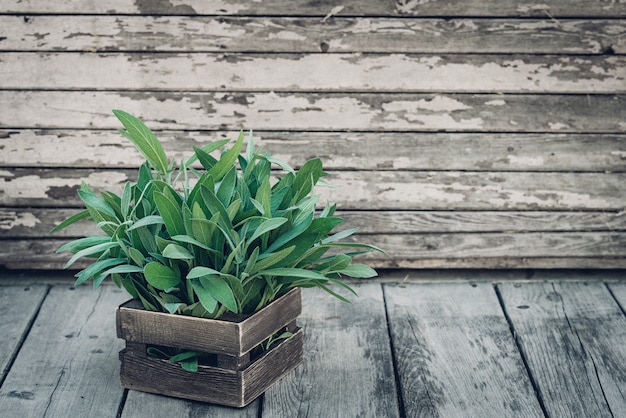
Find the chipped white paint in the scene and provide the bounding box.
[487,188,611,209]
[267,31,308,42]
[380,100,484,130]
[507,155,545,167]
[0,172,128,201]
[485,99,506,106]
[396,0,434,14]
[516,4,551,14]
[3,53,625,93]
[414,96,471,112]
[549,122,570,130]
[0,210,40,230]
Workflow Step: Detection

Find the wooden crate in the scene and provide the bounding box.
[116,288,303,407]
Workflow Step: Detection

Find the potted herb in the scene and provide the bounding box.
[52,110,381,407]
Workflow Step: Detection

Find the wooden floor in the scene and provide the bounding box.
[1,272,625,417]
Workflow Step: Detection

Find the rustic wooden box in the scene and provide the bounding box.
[116,288,303,407]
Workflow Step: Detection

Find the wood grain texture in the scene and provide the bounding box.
[2,91,624,133]
[0,285,48,382]
[4,53,625,93]
[0,285,128,418]
[2,1,624,271]
[262,284,400,418]
[5,208,625,238]
[117,288,300,355]
[2,130,625,172]
[119,328,303,407]
[4,232,626,270]
[498,282,626,417]
[3,168,623,210]
[2,0,625,17]
[1,16,623,54]
[121,390,260,418]
[607,282,626,314]
[384,282,543,417]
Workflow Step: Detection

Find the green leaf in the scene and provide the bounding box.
[57,236,110,254]
[199,275,238,313]
[127,215,164,231]
[172,235,220,255]
[200,185,235,237]
[101,191,123,219]
[74,258,126,286]
[265,155,295,174]
[64,241,118,269]
[113,110,169,176]
[186,138,231,167]
[119,275,140,299]
[321,227,359,244]
[154,191,185,237]
[144,262,180,290]
[307,217,344,237]
[193,145,218,171]
[292,158,323,203]
[259,267,328,281]
[248,217,288,245]
[187,266,221,279]
[208,131,244,181]
[77,189,118,219]
[134,225,158,254]
[50,209,91,234]
[92,264,144,289]
[325,253,352,272]
[127,247,146,266]
[180,357,199,372]
[191,278,218,313]
[248,245,295,276]
[338,263,378,278]
[264,212,313,254]
[162,243,194,260]
[216,166,237,207]
[170,350,200,363]
[164,303,185,314]
[255,176,271,216]
[120,181,132,219]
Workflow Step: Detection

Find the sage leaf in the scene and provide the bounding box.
[144,262,180,290]
[113,109,169,176]
[162,243,194,260]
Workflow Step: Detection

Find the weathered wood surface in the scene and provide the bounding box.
[3,232,626,270]
[2,16,624,54]
[2,130,625,172]
[607,282,626,312]
[0,285,47,384]
[1,278,626,416]
[121,390,260,418]
[2,0,626,17]
[0,285,127,417]
[119,328,304,407]
[262,284,400,417]
[5,208,626,238]
[4,53,626,93]
[117,288,301,355]
[2,1,624,270]
[2,91,625,132]
[382,283,544,416]
[499,282,626,417]
[3,168,624,210]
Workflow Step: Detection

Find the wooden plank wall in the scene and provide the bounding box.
[0,0,625,270]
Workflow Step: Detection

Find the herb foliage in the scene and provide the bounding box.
[53,110,382,320]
